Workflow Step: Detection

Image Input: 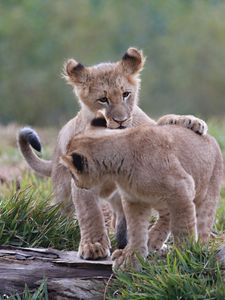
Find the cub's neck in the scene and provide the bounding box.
[89,133,133,182]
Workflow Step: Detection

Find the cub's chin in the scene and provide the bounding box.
[70,173,90,190]
[72,179,90,190]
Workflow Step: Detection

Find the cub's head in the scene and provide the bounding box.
[63,47,145,129]
[60,135,103,189]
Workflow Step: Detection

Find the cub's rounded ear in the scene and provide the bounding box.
[63,59,89,85]
[71,152,88,173]
[121,47,146,75]
[60,152,88,173]
[59,155,73,170]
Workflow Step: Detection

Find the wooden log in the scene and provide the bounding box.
[0,246,113,300]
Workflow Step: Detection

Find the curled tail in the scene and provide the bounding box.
[18,127,52,177]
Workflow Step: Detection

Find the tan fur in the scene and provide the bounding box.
[18,136,52,176]
[18,47,208,259]
[62,125,224,270]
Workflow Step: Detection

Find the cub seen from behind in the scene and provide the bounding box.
[61,125,224,271]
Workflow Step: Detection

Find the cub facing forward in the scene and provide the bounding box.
[61,125,223,270]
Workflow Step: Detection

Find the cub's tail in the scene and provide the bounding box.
[18,127,52,177]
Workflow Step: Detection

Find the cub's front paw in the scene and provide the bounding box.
[78,238,110,260]
[112,247,146,271]
[157,114,208,135]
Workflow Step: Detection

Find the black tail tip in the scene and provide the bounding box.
[91,117,107,128]
[116,217,128,249]
[19,127,42,152]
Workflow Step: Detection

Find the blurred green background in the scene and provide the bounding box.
[1,0,225,126]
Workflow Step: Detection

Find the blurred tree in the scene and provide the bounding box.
[0,0,225,126]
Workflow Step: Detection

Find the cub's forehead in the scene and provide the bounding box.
[88,62,129,87]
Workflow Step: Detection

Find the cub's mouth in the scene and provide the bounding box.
[91,117,127,129]
[117,125,126,130]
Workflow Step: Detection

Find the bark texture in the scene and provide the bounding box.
[0,246,113,300]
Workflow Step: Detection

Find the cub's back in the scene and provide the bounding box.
[157,125,223,186]
[128,125,223,188]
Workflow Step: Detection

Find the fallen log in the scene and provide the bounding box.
[0,246,113,300]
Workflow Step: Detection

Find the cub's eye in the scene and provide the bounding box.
[123,91,131,99]
[97,97,109,104]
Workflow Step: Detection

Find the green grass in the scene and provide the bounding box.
[2,179,224,300]
[107,244,225,300]
[0,174,80,250]
[0,281,48,300]
[215,187,225,233]
[208,118,225,156]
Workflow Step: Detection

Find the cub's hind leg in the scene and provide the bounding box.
[148,207,170,251]
[195,192,219,244]
[166,172,197,245]
[195,168,222,243]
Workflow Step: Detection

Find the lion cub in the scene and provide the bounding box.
[61,125,223,270]
[18,47,208,260]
